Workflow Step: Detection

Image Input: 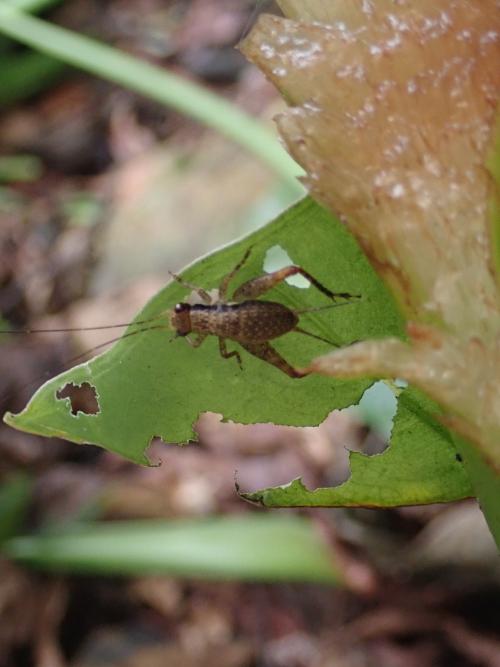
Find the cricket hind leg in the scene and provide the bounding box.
[233,265,359,302]
[218,337,243,370]
[239,341,308,379]
[218,247,252,300]
[169,272,212,304]
[293,326,340,347]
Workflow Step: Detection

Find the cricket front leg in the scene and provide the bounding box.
[239,341,308,379]
[218,337,243,370]
[185,333,208,348]
[169,273,212,304]
[233,265,358,302]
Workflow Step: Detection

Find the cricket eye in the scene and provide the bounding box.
[175,303,189,313]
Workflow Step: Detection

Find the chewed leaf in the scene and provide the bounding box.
[4,197,404,463]
[242,387,473,508]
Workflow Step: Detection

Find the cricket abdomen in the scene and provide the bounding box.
[189,301,298,343]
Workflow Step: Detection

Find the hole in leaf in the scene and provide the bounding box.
[349,381,397,443]
[56,382,100,416]
[263,245,309,288]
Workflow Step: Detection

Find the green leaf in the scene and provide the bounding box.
[4,197,404,463]
[243,387,474,507]
[3,515,342,583]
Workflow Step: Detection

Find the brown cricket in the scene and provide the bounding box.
[170,248,359,378]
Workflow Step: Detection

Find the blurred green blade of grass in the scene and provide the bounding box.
[0,5,304,192]
[0,154,43,181]
[6,0,62,12]
[0,51,64,107]
[0,473,33,544]
[3,515,343,583]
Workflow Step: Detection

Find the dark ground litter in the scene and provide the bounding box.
[1,1,500,666]
[3,561,500,667]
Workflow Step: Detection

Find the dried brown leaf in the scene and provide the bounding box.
[242,1,500,465]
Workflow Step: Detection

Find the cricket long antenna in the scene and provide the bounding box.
[293,326,340,347]
[239,0,264,40]
[58,324,167,369]
[0,316,165,336]
[294,300,359,315]
[0,323,167,410]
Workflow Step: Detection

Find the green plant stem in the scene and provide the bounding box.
[453,435,500,549]
[0,5,303,192]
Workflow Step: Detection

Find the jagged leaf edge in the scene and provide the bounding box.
[241,386,474,507]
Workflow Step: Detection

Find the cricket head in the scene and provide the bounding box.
[170,302,192,336]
